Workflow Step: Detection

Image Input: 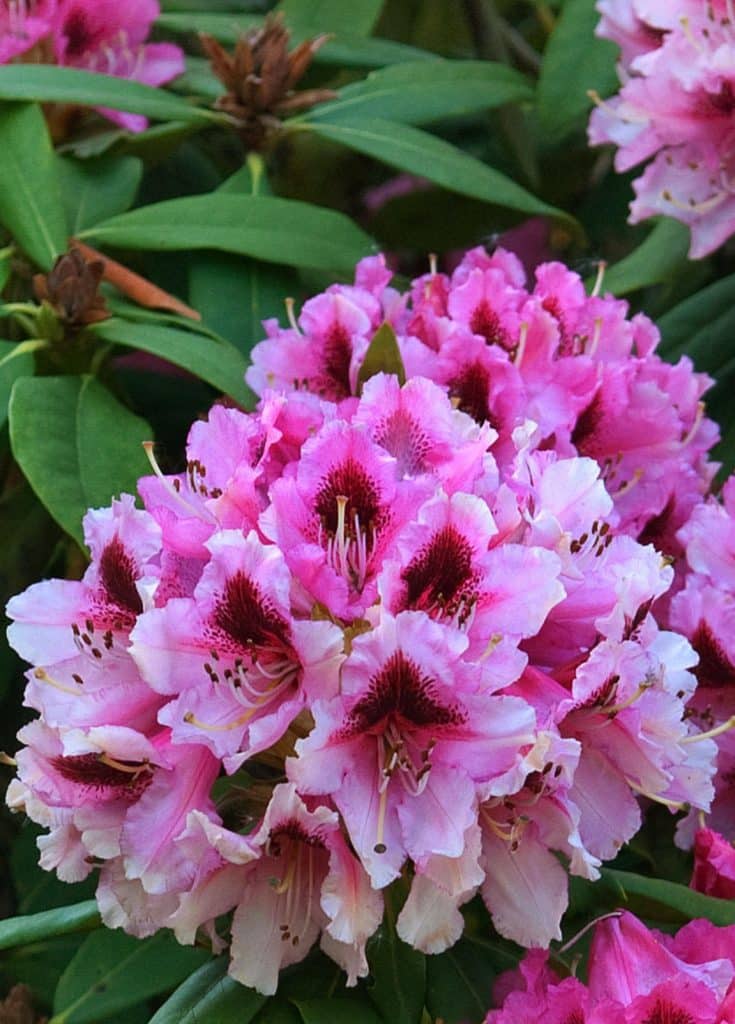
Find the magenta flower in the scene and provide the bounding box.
[0,0,184,132]
[488,912,735,1023]
[0,0,55,62]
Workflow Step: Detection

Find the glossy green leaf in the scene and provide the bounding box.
[149,957,266,1024]
[301,118,573,224]
[357,321,406,391]
[189,251,295,356]
[658,272,735,367]
[599,218,691,295]
[276,0,384,34]
[0,66,224,125]
[57,154,143,233]
[536,0,619,142]
[51,929,209,1024]
[157,14,433,66]
[305,60,533,125]
[188,153,294,355]
[426,936,513,1024]
[80,194,374,272]
[252,1002,302,1024]
[292,1000,383,1024]
[92,319,254,406]
[601,869,735,925]
[9,375,152,545]
[0,102,67,270]
[0,341,42,429]
[366,919,426,1024]
[0,901,100,952]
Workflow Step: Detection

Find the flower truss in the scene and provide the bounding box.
[487,910,735,1023]
[588,0,735,257]
[1,0,184,130]
[5,248,731,995]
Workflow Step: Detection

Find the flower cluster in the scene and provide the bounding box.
[589,0,735,257]
[4,249,724,994]
[1,0,184,131]
[487,910,735,1023]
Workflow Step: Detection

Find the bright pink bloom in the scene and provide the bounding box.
[0,0,55,62]
[692,828,735,900]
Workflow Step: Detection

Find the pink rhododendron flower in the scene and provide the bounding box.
[589,0,735,257]
[487,912,735,1022]
[0,0,184,131]
[5,248,727,993]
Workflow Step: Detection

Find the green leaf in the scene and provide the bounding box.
[276,0,384,34]
[426,936,508,1024]
[0,102,67,270]
[148,957,267,1024]
[658,272,735,367]
[292,999,383,1024]
[188,152,295,355]
[0,341,40,429]
[57,154,143,234]
[91,318,254,406]
[299,118,574,224]
[253,1002,302,1024]
[305,60,532,126]
[601,868,735,925]
[189,251,295,356]
[0,902,100,952]
[366,919,426,1024]
[80,194,374,273]
[357,321,406,392]
[0,66,224,125]
[599,218,692,295]
[51,929,209,1024]
[157,14,434,66]
[9,375,152,545]
[536,0,619,143]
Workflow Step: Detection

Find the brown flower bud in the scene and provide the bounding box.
[33,248,109,328]
[201,14,337,150]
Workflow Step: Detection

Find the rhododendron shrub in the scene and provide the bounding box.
[5,249,729,995]
[589,0,735,257]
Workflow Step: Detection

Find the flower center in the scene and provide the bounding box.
[314,458,383,590]
[400,525,478,626]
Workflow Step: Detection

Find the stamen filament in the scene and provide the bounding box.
[142,442,215,522]
[682,715,735,744]
[33,667,82,696]
[591,260,607,298]
[625,777,687,810]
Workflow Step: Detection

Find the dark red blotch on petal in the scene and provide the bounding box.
[51,753,152,801]
[641,999,695,1024]
[344,650,464,735]
[99,536,143,616]
[212,571,293,655]
[401,525,476,616]
[450,362,496,427]
[314,457,382,539]
[63,7,93,58]
[692,621,735,688]
[470,300,509,349]
[322,323,353,399]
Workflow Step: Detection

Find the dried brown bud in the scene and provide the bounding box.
[201,14,337,149]
[33,248,109,328]
[0,984,46,1024]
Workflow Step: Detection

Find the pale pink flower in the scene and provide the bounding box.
[290,611,537,888]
